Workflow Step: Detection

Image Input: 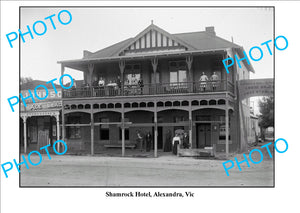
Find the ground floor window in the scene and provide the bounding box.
[100,129,109,140]
[119,128,129,140]
[67,116,81,139]
[68,126,81,139]
[219,124,231,140]
[100,118,109,140]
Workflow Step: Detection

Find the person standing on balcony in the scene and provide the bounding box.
[138,76,144,95]
[210,72,219,91]
[98,77,105,96]
[72,78,76,97]
[92,77,99,96]
[117,75,122,95]
[98,77,105,88]
[73,78,77,88]
[199,72,208,91]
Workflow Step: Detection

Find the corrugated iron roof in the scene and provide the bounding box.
[58,24,254,73]
[174,31,241,50]
[83,24,241,60]
[21,80,62,90]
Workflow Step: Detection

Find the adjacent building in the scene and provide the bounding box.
[20,80,62,153]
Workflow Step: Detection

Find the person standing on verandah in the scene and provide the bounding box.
[136,130,145,152]
[182,131,189,149]
[199,72,208,92]
[172,133,181,155]
[145,132,152,152]
[210,72,219,91]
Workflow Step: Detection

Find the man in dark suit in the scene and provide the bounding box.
[182,131,189,149]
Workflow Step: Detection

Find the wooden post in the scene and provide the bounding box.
[119,60,125,96]
[154,102,158,157]
[91,109,94,156]
[151,57,158,94]
[23,116,27,154]
[224,54,228,91]
[225,95,229,157]
[62,105,65,142]
[56,114,60,153]
[186,55,193,92]
[233,49,238,96]
[61,65,65,97]
[189,101,192,149]
[88,64,94,96]
[121,104,125,157]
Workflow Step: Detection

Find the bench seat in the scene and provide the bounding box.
[104,144,136,149]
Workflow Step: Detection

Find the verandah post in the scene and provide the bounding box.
[225,94,229,157]
[121,103,125,157]
[151,57,158,94]
[154,101,158,157]
[22,116,28,154]
[186,55,193,92]
[90,108,94,156]
[119,60,125,96]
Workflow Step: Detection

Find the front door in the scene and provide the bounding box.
[152,127,163,149]
[197,124,211,148]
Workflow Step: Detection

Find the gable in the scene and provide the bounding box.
[118,24,195,56]
[80,24,245,61]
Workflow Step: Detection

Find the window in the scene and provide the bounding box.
[67,116,81,139]
[219,115,231,140]
[173,116,187,123]
[219,124,231,140]
[100,118,109,140]
[169,61,187,83]
[124,64,141,85]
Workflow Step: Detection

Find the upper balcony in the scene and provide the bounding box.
[63,80,234,99]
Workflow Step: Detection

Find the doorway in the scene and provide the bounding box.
[152,126,163,149]
[196,123,212,148]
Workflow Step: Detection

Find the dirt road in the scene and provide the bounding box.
[20,152,273,187]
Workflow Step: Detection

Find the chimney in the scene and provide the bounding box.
[205,26,216,36]
[83,50,92,58]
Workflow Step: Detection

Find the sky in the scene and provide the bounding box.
[20,7,274,82]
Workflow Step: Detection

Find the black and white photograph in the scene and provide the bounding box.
[18,7,274,187]
[1,1,299,213]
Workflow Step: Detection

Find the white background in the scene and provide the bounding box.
[1,1,299,213]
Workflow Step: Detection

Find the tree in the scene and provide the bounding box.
[258,96,274,129]
[20,77,33,85]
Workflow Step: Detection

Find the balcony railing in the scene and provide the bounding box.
[63,80,234,98]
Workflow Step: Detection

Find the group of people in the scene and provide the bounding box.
[91,76,122,89]
[136,129,190,155]
[170,131,190,155]
[136,130,152,152]
[199,72,219,91]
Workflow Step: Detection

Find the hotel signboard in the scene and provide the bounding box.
[238,78,274,100]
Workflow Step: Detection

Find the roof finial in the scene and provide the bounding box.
[151,20,153,25]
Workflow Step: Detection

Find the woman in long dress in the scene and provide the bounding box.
[172,133,181,155]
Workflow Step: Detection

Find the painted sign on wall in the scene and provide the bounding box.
[238,78,274,100]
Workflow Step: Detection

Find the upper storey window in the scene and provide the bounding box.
[124,64,141,85]
[169,61,187,83]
